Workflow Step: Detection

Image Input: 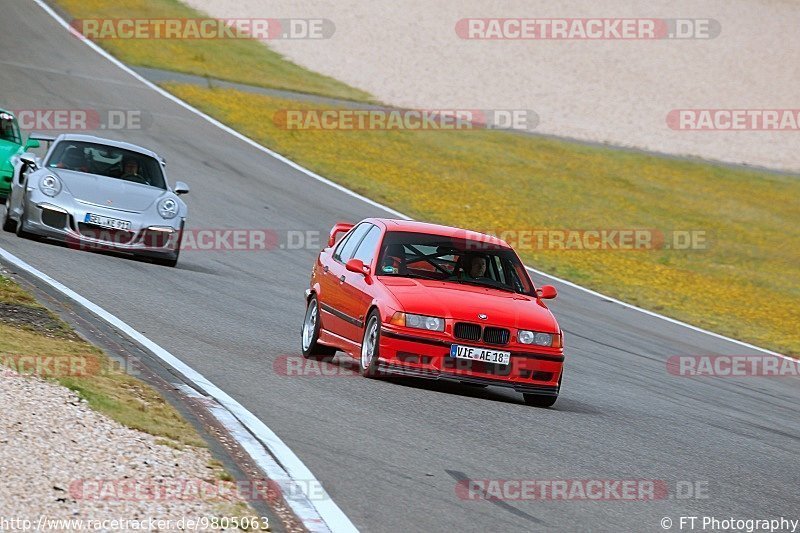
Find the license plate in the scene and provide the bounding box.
[450,344,511,366]
[84,213,131,231]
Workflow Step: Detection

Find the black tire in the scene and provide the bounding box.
[2,197,16,233]
[152,254,179,267]
[301,295,336,360]
[522,394,558,408]
[522,373,561,408]
[359,310,382,377]
[150,222,184,267]
[15,204,31,239]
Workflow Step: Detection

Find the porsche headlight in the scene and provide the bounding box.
[518,330,554,346]
[39,175,62,197]
[390,312,445,332]
[157,197,179,219]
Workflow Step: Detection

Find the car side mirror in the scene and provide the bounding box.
[346,258,370,276]
[19,153,38,169]
[174,181,190,195]
[536,285,557,299]
[24,139,40,150]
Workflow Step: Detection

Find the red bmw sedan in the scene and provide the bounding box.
[301,218,564,407]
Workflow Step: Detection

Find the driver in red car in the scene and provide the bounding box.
[460,253,489,279]
[467,255,488,278]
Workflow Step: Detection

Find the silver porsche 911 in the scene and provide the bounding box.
[2,134,189,267]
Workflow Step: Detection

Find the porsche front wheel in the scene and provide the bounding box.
[2,197,17,233]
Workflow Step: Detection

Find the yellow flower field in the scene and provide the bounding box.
[165,83,800,356]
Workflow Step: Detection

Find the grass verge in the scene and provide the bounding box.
[53,0,373,103]
[0,273,205,446]
[165,83,799,356]
[49,0,799,356]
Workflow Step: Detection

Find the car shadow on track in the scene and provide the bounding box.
[316,354,601,414]
[3,230,218,275]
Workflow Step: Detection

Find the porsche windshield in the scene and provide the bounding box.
[45,141,166,189]
[0,113,21,144]
[377,231,535,295]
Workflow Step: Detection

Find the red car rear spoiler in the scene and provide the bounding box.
[327,222,354,247]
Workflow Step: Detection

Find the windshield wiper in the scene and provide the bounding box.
[383,272,442,281]
[445,278,516,293]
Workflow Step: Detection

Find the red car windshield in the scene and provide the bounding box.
[377,231,535,295]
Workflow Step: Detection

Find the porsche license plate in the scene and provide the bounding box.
[84,213,131,231]
[450,344,511,366]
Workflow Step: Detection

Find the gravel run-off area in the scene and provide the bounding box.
[0,371,252,531]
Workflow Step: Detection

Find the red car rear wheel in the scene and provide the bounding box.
[301,295,336,360]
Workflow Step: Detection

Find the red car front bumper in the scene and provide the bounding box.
[377,326,563,395]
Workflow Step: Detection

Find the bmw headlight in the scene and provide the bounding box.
[157,197,179,219]
[390,312,445,332]
[39,175,62,197]
[518,330,554,346]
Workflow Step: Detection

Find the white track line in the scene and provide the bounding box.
[0,246,356,533]
[175,385,328,531]
[36,0,789,363]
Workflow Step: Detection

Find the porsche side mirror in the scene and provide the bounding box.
[24,139,40,150]
[174,181,190,195]
[346,258,370,276]
[19,153,37,169]
[536,285,557,299]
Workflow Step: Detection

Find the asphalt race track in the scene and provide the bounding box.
[1,2,798,531]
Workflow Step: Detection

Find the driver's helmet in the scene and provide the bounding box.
[381,244,406,274]
[61,146,87,170]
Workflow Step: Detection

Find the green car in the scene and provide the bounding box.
[0,109,40,200]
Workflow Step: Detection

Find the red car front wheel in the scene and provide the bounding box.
[360,310,382,377]
[523,373,561,408]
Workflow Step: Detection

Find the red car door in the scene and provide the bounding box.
[337,224,383,342]
[318,223,372,340]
